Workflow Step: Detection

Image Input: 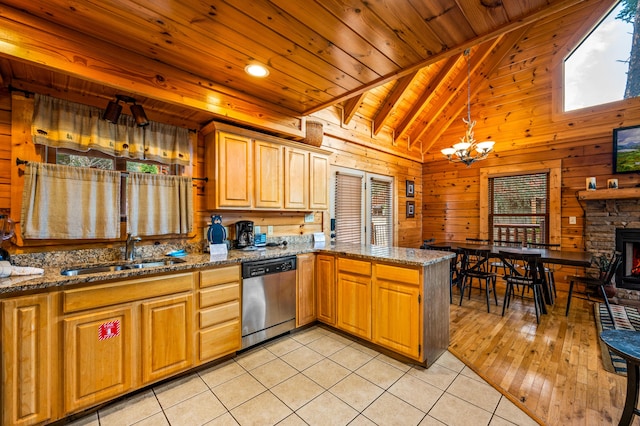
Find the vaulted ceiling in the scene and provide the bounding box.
[0,0,590,156]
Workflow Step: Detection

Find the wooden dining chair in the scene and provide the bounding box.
[499,250,544,323]
[565,251,622,322]
[458,247,497,312]
[490,240,523,278]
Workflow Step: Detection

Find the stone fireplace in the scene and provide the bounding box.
[583,196,640,304]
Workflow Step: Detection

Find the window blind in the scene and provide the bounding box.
[335,171,363,244]
[489,173,549,244]
[370,177,392,246]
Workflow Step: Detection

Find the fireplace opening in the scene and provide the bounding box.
[615,228,640,290]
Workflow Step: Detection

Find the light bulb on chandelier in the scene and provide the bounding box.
[441,49,495,166]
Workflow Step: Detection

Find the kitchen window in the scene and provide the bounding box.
[44,147,181,220]
[331,166,394,246]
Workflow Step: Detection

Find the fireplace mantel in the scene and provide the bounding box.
[578,188,640,201]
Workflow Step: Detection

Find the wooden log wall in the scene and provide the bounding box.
[421,1,640,287]
[0,89,10,211]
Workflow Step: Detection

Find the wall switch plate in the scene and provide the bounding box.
[305,213,314,223]
[267,225,273,236]
[254,226,261,234]
[569,216,577,224]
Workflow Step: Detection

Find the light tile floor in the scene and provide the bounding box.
[67,326,537,426]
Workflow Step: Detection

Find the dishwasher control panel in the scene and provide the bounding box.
[242,256,297,278]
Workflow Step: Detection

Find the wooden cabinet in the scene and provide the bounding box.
[61,272,195,414]
[296,253,316,326]
[284,146,309,209]
[254,140,283,208]
[1,294,52,426]
[316,254,336,325]
[141,294,193,384]
[336,258,372,340]
[206,130,253,209]
[63,306,134,414]
[309,152,329,210]
[197,265,241,363]
[372,263,422,359]
[204,122,329,211]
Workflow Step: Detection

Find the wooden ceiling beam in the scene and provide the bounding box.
[372,71,419,136]
[396,56,460,144]
[302,0,589,115]
[0,4,304,137]
[342,94,367,125]
[418,26,532,154]
[409,40,499,147]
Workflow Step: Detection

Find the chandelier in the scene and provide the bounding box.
[441,49,495,166]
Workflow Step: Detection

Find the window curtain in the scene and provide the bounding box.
[20,163,121,239]
[126,173,193,236]
[31,93,191,166]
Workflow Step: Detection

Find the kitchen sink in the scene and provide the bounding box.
[61,258,186,276]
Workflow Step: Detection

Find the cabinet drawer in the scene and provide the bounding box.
[199,321,241,361]
[200,301,239,328]
[375,263,420,285]
[338,258,371,276]
[63,273,194,313]
[199,283,239,308]
[200,266,240,288]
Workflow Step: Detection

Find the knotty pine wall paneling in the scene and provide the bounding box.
[0,89,10,211]
[422,0,640,288]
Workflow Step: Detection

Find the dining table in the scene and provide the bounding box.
[428,241,593,313]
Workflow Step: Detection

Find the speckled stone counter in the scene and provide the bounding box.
[0,242,453,296]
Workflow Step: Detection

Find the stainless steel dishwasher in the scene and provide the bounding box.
[241,256,297,349]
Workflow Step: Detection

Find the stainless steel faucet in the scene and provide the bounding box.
[125,233,141,261]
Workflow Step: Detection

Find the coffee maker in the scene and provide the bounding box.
[235,220,254,248]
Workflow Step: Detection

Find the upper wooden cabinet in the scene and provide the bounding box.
[309,153,329,210]
[204,122,329,211]
[211,131,253,208]
[254,140,284,209]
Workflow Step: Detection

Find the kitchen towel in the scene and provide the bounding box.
[0,261,44,278]
[21,162,121,239]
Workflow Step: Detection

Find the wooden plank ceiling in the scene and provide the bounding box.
[0,0,588,154]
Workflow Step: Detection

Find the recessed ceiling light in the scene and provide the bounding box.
[245,63,269,78]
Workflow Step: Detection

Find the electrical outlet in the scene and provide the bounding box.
[267,226,273,236]
[305,212,315,223]
[254,226,261,234]
[569,216,577,225]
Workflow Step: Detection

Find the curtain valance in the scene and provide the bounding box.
[31,94,191,166]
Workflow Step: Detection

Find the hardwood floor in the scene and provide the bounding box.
[449,282,638,425]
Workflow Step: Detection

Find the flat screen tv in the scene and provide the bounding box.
[613,124,640,174]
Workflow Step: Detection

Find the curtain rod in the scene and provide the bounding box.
[16,158,208,182]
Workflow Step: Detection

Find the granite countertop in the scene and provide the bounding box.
[0,242,453,296]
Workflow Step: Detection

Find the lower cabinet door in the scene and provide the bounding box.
[2,294,52,426]
[63,306,134,414]
[336,272,371,339]
[373,281,421,359]
[141,294,193,384]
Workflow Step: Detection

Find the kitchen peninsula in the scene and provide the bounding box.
[0,243,452,426]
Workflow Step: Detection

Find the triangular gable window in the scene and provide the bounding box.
[564,1,636,111]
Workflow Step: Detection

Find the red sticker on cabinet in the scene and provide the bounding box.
[98,320,120,340]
